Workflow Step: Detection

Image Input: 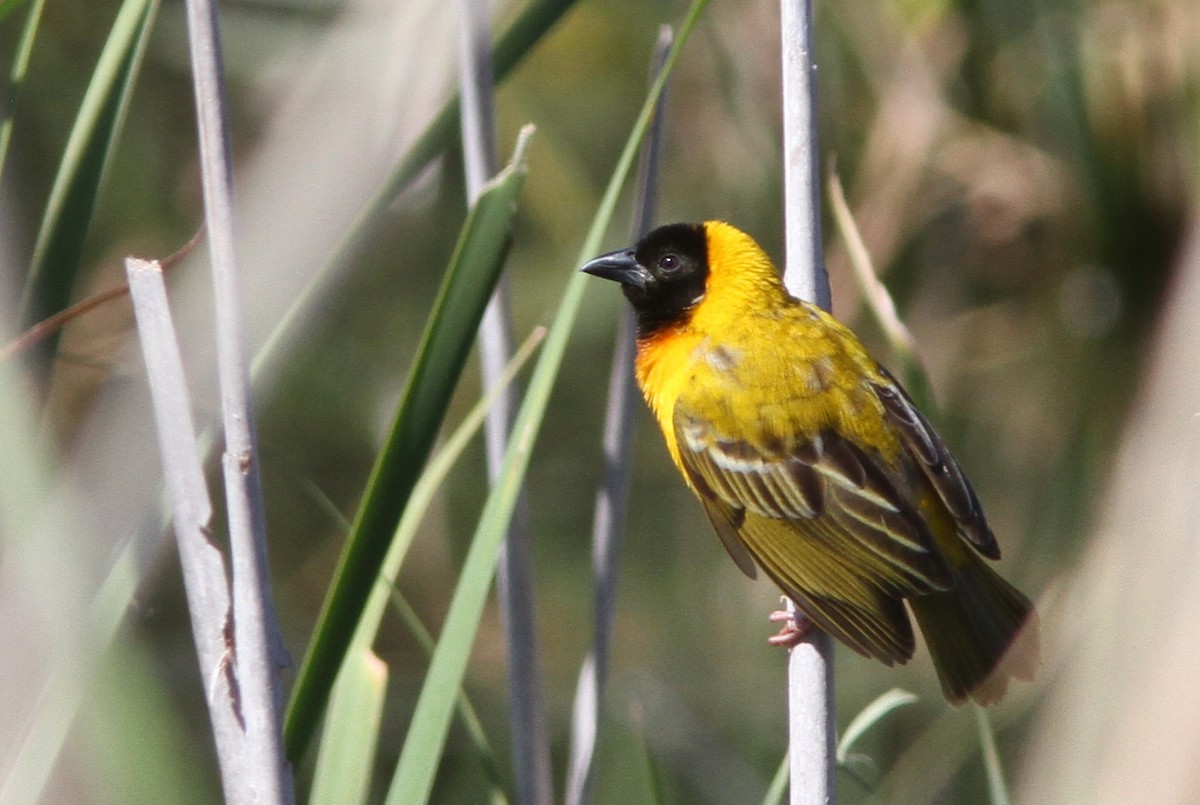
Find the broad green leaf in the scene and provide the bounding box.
[353,325,545,656]
[384,2,711,801]
[283,127,534,762]
[309,649,388,805]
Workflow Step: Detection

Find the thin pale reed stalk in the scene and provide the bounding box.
[124,258,246,799]
[974,706,1011,805]
[182,0,291,801]
[781,0,831,312]
[457,0,552,802]
[564,25,673,805]
[780,0,835,803]
[826,167,935,404]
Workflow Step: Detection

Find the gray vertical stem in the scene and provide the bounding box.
[125,258,244,802]
[562,311,635,805]
[785,603,835,805]
[780,0,836,802]
[781,0,831,310]
[457,1,553,803]
[564,26,672,805]
[182,0,292,802]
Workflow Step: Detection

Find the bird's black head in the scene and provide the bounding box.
[581,222,709,337]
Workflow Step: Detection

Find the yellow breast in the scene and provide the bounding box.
[635,300,903,469]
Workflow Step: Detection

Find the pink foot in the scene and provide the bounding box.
[767,606,812,647]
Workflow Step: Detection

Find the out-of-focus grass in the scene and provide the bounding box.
[283,124,534,765]
[1,0,1196,801]
[17,0,157,370]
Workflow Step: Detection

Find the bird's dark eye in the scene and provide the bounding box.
[658,253,680,272]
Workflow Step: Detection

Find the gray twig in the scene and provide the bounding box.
[457,1,553,803]
[564,25,674,805]
[182,1,292,801]
[781,0,832,311]
[780,0,836,803]
[125,258,245,799]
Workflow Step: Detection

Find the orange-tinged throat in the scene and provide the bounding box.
[634,326,704,471]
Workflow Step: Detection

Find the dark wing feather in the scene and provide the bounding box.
[872,372,1000,559]
[694,494,757,579]
[680,421,824,519]
[736,511,917,663]
[677,412,952,591]
[778,582,914,665]
[672,393,969,662]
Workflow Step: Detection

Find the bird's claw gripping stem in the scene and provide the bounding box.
[767,605,812,647]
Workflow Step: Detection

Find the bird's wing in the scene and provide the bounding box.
[871,371,1000,559]
[675,403,957,662]
[673,402,960,664]
[675,408,954,595]
[695,495,758,579]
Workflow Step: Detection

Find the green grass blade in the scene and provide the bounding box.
[302,328,542,804]
[0,0,46,184]
[384,3,710,801]
[762,753,788,805]
[835,688,919,792]
[565,26,673,805]
[283,127,534,763]
[353,325,545,655]
[16,0,158,357]
[43,0,566,767]
[309,649,389,805]
[386,589,508,803]
[836,688,918,766]
[973,705,1011,805]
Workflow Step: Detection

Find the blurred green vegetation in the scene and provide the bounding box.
[2,0,1196,801]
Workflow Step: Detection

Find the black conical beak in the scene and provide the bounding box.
[581,248,653,290]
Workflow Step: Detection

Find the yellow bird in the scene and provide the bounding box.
[582,221,1037,704]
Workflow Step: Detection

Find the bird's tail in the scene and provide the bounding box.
[909,555,1039,705]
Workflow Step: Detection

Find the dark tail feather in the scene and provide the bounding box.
[909,557,1039,706]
